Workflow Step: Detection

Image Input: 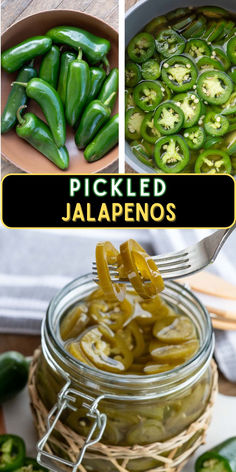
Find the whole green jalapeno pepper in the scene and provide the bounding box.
[84,114,118,162]
[1,36,52,73]
[12,77,66,147]
[57,51,76,105]
[97,68,118,110]
[65,49,90,127]
[75,92,116,149]
[86,66,106,105]
[1,61,37,134]
[16,106,69,170]
[39,45,60,88]
[46,26,111,69]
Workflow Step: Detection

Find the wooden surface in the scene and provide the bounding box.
[1,0,118,176]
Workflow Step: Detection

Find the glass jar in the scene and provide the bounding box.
[35,274,214,472]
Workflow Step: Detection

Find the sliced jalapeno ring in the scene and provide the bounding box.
[125,107,144,140]
[198,6,229,18]
[154,135,190,173]
[184,126,205,150]
[0,435,26,472]
[130,141,155,169]
[194,149,232,173]
[161,55,198,93]
[182,16,206,39]
[153,315,196,344]
[229,66,236,84]
[167,8,191,21]
[133,81,163,111]
[172,14,196,33]
[78,325,133,373]
[96,241,126,302]
[204,135,224,150]
[196,56,224,72]
[125,88,135,110]
[119,239,164,299]
[184,39,211,59]
[144,16,167,35]
[141,59,160,80]
[154,101,184,135]
[204,112,229,136]
[150,339,199,363]
[173,92,202,128]
[155,29,185,58]
[227,37,236,65]
[140,113,161,144]
[197,70,233,105]
[127,32,155,64]
[125,62,141,87]
[212,47,230,71]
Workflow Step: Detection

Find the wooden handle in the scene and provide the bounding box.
[211,317,236,330]
[207,305,236,321]
[177,271,236,300]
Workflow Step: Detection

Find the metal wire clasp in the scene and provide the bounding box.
[37,379,107,472]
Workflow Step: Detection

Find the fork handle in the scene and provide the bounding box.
[207,222,236,263]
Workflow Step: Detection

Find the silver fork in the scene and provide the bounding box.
[92,224,236,283]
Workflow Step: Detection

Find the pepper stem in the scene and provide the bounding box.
[102,56,110,75]
[77,48,83,60]
[17,105,27,125]
[104,92,116,107]
[11,81,27,88]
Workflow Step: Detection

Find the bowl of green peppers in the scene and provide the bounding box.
[1,9,118,173]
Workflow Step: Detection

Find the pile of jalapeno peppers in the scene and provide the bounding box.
[125,6,236,174]
[1,28,119,169]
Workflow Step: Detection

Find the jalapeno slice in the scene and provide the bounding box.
[126,419,165,445]
[118,321,145,359]
[194,149,232,173]
[78,325,133,373]
[154,101,184,135]
[125,88,135,110]
[198,6,229,19]
[96,241,126,302]
[183,126,205,150]
[182,16,206,39]
[229,66,236,84]
[141,59,160,80]
[220,92,236,115]
[204,135,224,150]
[127,33,155,64]
[154,135,189,173]
[153,315,196,344]
[196,56,224,72]
[227,37,236,65]
[125,107,144,140]
[172,14,197,34]
[174,92,202,128]
[150,340,199,363]
[161,55,198,92]
[144,16,167,35]
[0,435,25,472]
[125,62,141,87]
[225,130,236,155]
[130,141,155,169]
[155,29,185,58]
[185,39,211,59]
[140,113,161,144]
[133,81,163,111]
[212,48,230,71]
[120,239,164,299]
[204,112,229,136]
[197,70,233,105]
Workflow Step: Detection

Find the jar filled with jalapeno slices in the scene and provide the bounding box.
[35,272,214,472]
[125,5,236,174]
